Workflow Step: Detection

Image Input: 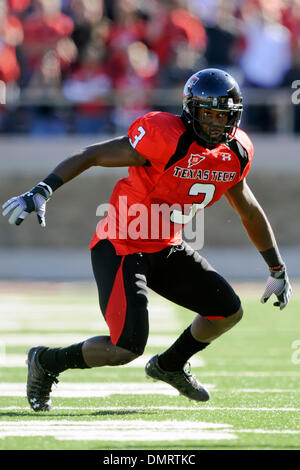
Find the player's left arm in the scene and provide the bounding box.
[225,178,292,310]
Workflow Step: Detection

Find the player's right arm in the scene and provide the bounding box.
[2,136,146,227]
[51,136,146,183]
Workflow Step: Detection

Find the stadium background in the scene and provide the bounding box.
[0,0,299,280]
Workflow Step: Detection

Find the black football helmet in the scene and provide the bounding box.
[182,68,243,145]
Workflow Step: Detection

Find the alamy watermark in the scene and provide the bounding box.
[0,80,6,105]
[96,197,205,250]
[291,80,300,105]
[291,340,300,365]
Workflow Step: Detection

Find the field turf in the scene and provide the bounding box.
[0,281,299,451]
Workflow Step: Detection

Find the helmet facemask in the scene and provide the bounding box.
[183,97,242,145]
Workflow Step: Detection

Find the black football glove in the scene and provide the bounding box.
[2,182,52,227]
[261,265,292,310]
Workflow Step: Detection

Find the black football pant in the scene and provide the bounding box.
[91,239,241,355]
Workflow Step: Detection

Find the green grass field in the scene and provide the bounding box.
[0,281,300,451]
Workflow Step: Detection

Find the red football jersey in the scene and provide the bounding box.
[90,112,253,254]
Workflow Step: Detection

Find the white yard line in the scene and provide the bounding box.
[0,420,236,441]
[1,383,300,398]
[0,405,299,412]
[0,353,204,368]
[1,419,300,442]
[236,429,300,434]
[0,382,198,397]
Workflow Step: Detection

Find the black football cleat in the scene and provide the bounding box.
[145,354,210,402]
[26,346,59,412]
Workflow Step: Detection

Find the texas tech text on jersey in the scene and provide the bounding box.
[173,166,236,182]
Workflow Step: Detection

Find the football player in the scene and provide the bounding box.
[2,68,292,411]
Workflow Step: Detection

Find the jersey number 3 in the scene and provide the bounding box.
[171,183,216,224]
[129,126,146,149]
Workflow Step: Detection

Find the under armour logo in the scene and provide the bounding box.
[26,192,34,196]
[222,153,231,161]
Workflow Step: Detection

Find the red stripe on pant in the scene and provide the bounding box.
[205,316,225,320]
[105,256,127,345]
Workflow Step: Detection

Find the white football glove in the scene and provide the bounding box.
[261,266,292,310]
[2,182,52,227]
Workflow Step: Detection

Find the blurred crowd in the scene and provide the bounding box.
[0,0,299,134]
